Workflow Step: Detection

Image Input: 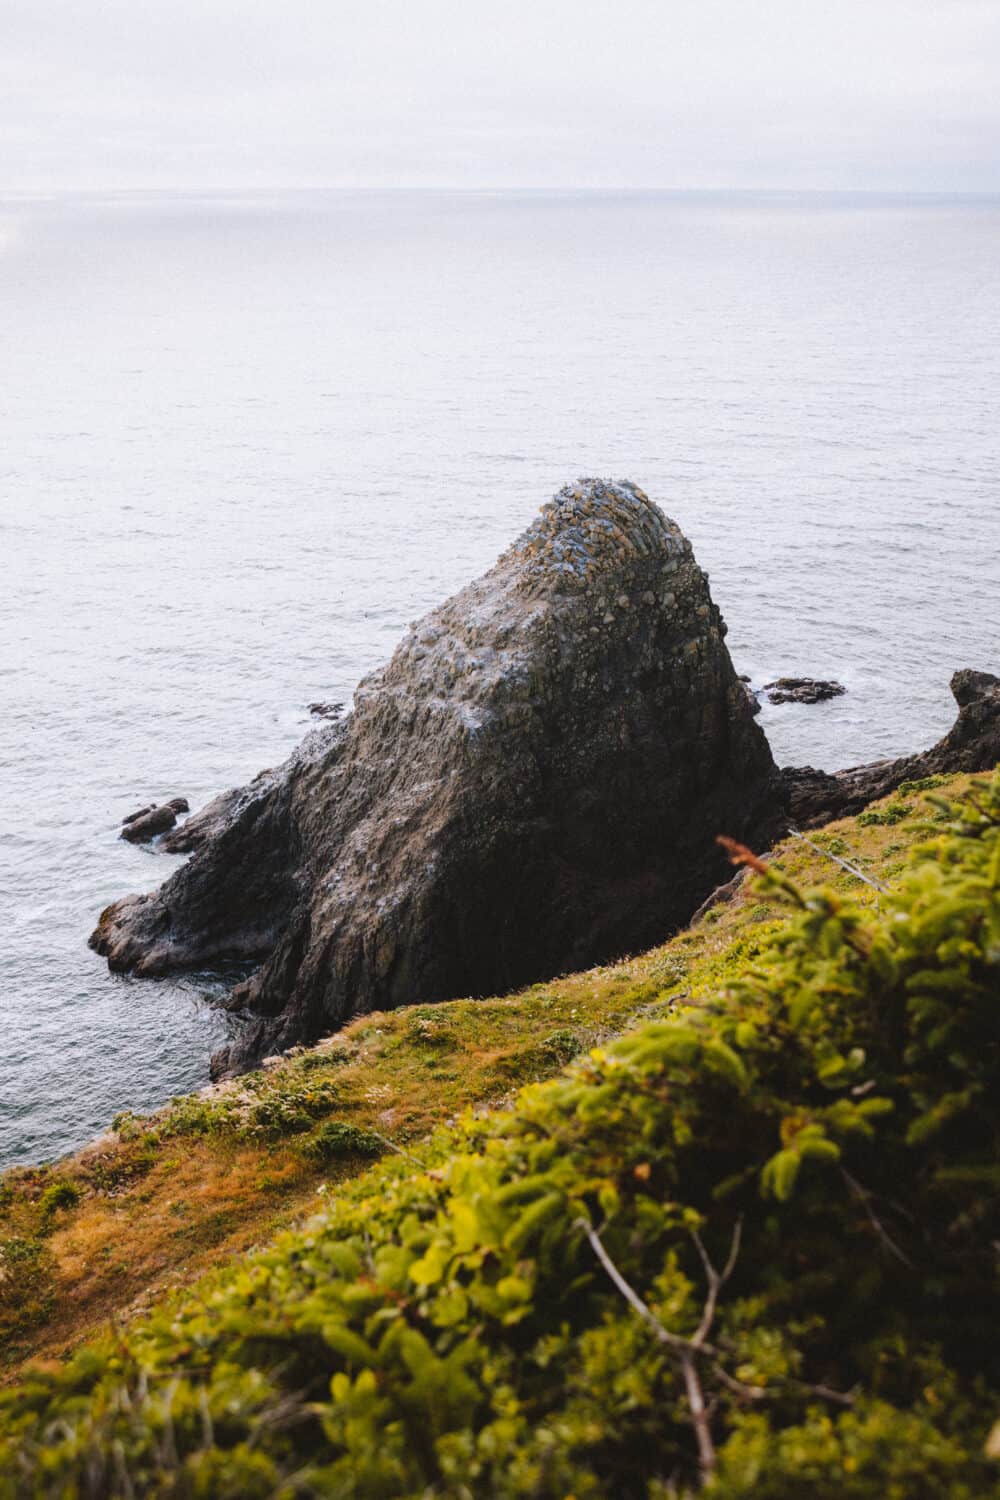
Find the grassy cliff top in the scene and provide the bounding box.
[0,772,972,1381]
[3,768,998,1496]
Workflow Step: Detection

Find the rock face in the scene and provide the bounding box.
[783,669,1000,826]
[91,479,782,1073]
[737,675,762,716]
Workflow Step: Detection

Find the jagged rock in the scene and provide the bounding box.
[122,804,156,827]
[119,797,189,844]
[689,866,749,925]
[735,674,762,715]
[764,677,846,705]
[91,479,782,1073]
[120,805,178,844]
[782,669,1000,826]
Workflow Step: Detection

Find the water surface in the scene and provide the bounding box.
[1,190,997,1166]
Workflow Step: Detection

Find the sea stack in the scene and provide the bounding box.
[91,479,782,1073]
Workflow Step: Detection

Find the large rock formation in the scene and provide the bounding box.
[783,669,1000,826]
[91,479,782,1073]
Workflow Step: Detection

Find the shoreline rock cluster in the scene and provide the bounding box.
[763,676,845,705]
[120,797,189,844]
[738,675,847,713]
[782,668,1000,826]
[90,481,1000,1076]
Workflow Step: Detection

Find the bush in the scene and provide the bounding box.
[857,798,913,826]
[0,1238,54,1344]
[38,1181,80,1219]
[303,1121,386,1162]
[161,1072,340,1142]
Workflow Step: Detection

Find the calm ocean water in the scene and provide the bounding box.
[1,190,998,1168]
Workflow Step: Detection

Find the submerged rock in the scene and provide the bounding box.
[120,806,177,844]
[91,479,782,1073]
[764,677,846,705]
[122,804,156,826]
[119,797,190,844]
[783,669,1000,826]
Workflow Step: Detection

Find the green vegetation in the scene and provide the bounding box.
[856,798,914,827]
[304,1122,386,1163]
[36,1182,80,1221]
[0,771,998,1495]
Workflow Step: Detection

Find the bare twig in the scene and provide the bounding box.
[576,1218,703,1354]
[797,1380,857,1408]
[578,1214,854,1483]
[787,829,889,894]
[679,1348,716,1476]
[111,1441,137,1500]
[369,1131,428,1170]
[711,1362,767,1401]
[690,1218,743,1348]
[840,1168,915,1268]
[577,1218,745,1479]
[198,1388,215,1451]
[712,1360,855,1409]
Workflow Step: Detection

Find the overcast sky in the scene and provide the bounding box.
[2,0,999,193]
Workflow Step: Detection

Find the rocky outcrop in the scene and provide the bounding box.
[120,798,190,844]
[783,669,1000,826]
[737,675,762,716]
[91,479,782,1073]
[763,678,846,706]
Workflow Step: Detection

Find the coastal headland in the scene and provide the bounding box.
[90,480,1000,1078]
[3,484,999,1490]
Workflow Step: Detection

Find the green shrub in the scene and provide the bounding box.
[0,772,998,1496]
[303,1121,386,1162]
[898,774,949,795]
[857,798,913,826]
[111,1110,143,1141]
[298,1047,355,1070]
[404,1015,458,1050]
[162,1072,340,1142]
[38,1181,80,1219]
[0,1238,54,1342]
[490,1028,590,1086]
[84,1145,159,1194]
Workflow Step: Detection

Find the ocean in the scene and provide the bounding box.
[1,189,997,1168]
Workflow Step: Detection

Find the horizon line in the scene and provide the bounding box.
[3,184,1000,200]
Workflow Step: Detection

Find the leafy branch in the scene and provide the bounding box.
[578,1214,855,1485]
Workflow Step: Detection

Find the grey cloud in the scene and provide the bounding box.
[1,0,998,190]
